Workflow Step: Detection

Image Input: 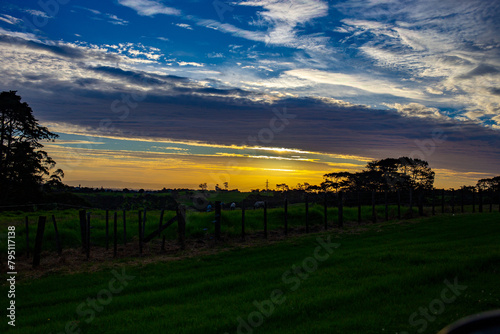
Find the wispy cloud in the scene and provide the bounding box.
[0,14,21,25]
[74,6,129,25]
[174,23,193,30]
[117,0,181,16]
[336,0,500,126]
[22,9,50,18]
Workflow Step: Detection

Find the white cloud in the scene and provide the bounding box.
[177,61,204,67]
[75,6,129,25]
[22,9,50,18]
[336,0,500,125]
[285,68,424,99]
[0,14,21,25]
[383,102,444,119]
[174,23,193,30]
[117,0,180,16]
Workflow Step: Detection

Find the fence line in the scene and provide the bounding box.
[13,189,500,267]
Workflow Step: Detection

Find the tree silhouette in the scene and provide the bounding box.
[0,91,61,204]
[322,157,434,192]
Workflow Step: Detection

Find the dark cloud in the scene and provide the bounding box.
[21,87,500,178]
[0,35,85,58]
[458,64,500,79]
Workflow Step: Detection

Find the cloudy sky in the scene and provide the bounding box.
[1,0,499,190]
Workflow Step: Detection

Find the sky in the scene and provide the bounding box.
[0,0,499,191]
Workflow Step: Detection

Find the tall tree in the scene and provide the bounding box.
[0,91,60,203]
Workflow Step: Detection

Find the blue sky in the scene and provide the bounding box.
[0,0,499,189]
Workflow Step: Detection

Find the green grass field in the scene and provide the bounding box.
[1,212,499,334]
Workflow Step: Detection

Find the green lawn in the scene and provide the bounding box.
[1,212,499,333]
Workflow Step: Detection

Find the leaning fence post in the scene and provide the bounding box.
[177,205,186,250]
[25,216,30,258]
[215,201,221,241]
[32,216,46,268]
[51,215,62,255]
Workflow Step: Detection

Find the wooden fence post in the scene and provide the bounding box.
[159,209,165,231]
[441,189,445,214]
[479,189,483,213]
[451,189,455,214]
[472,189,476,213]
[138,210,143,255]
[432,189,436,215]
[241,207,245,240]
[25,216,29,258]
[338,191,343,228]
[305,195,309,233]
[489,191,493,212]
[397,190,401,220]
[105,210,109,250]
[409,188,413,219]
[215,201,221,240]
[372,190,377,223]
[461,188,464,213]
[357,191,361,223]
[384,190,389,221]
[123,210,127,245]
[324,193,328,230]
[264,201,268,239]
[79,210,87,251]
[86,212,91,260]
[284,198,288,235]
[418,190,424,216]
[51,215,62,255]
[32,216,46,268]
[177,205,186,250]
[113,212,117,258]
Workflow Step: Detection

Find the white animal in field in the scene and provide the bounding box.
[230,202,236,210]
[254,201,265,209]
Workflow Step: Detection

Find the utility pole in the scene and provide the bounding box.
[266,179,269,192]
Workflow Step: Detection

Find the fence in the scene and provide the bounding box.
[15,189,500,268]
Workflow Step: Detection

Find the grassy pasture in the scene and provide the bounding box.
[1,212,499,334]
